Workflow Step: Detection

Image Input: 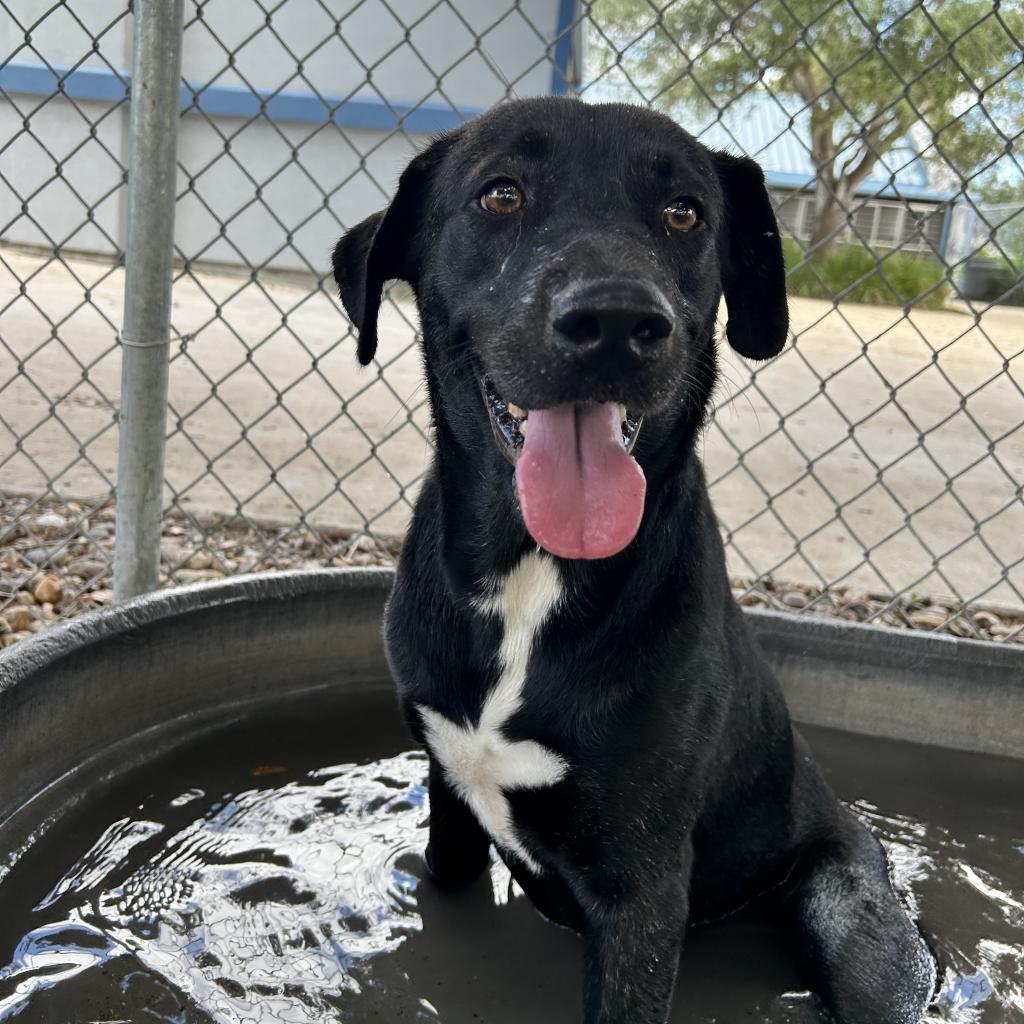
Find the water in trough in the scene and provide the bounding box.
[0,689,1021,1023]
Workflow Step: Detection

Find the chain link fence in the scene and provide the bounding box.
[2,0,1023,647]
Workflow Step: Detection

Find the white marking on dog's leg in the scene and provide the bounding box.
[420,552,566,872]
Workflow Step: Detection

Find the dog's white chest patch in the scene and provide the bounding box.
[418,552,567,871]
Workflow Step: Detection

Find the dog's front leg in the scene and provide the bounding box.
[423,756,491,889]
[582,871,690,1024]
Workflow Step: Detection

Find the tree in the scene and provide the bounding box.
[588,0,1024,252]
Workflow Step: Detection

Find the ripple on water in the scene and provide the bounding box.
[0,751,1021,1022]
[0,752,434,1022]
[849,800,1024,1023]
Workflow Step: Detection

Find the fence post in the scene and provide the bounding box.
[113,0,185,602]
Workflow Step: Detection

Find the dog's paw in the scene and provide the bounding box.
[423,841,490,890]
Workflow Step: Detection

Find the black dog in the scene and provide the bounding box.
[333,97,934,1024]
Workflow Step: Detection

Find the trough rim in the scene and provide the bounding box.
[2,566,1022,684]
[0,568,392,687]
[1,569,1021,768]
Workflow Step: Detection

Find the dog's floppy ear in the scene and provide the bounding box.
[332,209,387,366]
[714,152,789,360]
[332,140,448,365]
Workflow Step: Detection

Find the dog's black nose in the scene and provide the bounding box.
[551,279,674,360]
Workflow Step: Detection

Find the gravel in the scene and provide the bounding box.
[1,495,1021,649]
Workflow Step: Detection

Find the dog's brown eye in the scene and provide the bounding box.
[664,199,699,232]
[481,181,525,215]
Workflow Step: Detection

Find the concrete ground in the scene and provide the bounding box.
[2,246,1022,609]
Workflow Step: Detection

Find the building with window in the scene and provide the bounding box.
[2,6,954,273]
[690,93,955,257]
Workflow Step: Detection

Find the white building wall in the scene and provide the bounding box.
[1,0,570,272]
[1,0,131,257]
[180,0,558,108]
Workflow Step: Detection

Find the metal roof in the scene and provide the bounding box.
[678,92,954,202]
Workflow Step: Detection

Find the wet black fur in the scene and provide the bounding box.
[332,98,934,1024]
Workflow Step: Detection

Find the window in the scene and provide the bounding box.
[851,203,877,242]
[769,191,944,252]
[875,205,903,246]
[902,205,944,252]
[799,197,817,240]
[771,191,805,238]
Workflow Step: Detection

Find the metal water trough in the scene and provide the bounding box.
[1,569,1022,853]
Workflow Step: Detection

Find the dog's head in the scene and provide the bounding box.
[333,98,787,561]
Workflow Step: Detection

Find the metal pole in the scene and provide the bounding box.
[114,0,184,602]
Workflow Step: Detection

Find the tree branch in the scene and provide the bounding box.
[836,106,917,190]
[788,61,819,105]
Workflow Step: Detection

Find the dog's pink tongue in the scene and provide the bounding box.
[515,403,646,560]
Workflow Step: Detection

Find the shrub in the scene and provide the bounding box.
[782,239,951,310]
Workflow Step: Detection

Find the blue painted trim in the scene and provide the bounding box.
[937,202,954,258]
[549,0,579,96]
[0,61,129,104]
[0,60,485,133]
[180,77,483,133]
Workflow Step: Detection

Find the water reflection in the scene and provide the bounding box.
[1,752,430,1021]
[0,751,1021,1022]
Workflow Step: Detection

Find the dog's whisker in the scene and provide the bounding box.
[713,367,760,430]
